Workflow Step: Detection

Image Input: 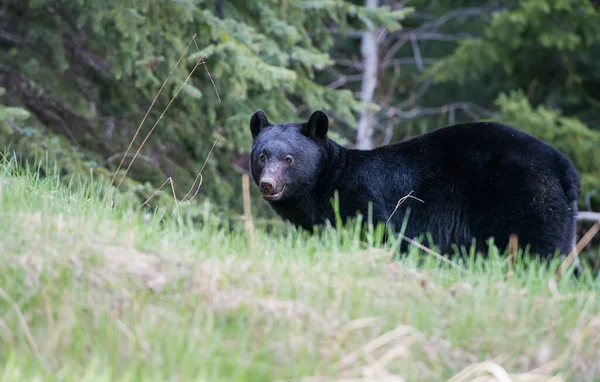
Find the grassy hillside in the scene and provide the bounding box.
[0,161,599,382]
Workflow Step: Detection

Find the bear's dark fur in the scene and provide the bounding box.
[249,109,581,259]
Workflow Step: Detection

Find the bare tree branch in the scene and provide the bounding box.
[334,59,364,70]
[380,37,409,68]
[409,34,424,71]
[356,0,380,150]
[381,119,395,146]
[408,31,475,41]
[379,7,490,66]
[331,7,489,39]
[328,3,502,149]
[448,103,455,125]
[381,57,438,68]
[330,28,475,40]
[577,211,600,222]
[395,78,433,110]
[326,74,364,89]
[382,101,497,122]
[416,7,491,32]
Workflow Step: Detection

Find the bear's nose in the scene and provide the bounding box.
[260,178,276,193]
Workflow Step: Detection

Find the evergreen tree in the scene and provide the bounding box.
[322,0,600,211]
[428,0,600,210]
[0,0,407,217]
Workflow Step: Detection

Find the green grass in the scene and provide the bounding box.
[1,161,599,382]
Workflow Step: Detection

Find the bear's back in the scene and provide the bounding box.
[376,122,565,180]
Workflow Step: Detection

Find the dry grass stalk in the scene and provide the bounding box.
[448,360,565,382]
[110,33,221,217]
[334,317,381,345]
[385,191,424,226]
[0,150,19,176]
[111,33,198,189]
[180,133,221,205]
[399,233,467,274]
[508,233,518,270]
[242,173,255,242]
[385,192,466,273]
[335,324,433,369]
[555,219,600,279]
[191,35,220,103]
[135,133,221,219]
[116,54,206,190]
[136,177,180,219]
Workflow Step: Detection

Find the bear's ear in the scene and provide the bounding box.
[250,110,270,139]
[302,110,329,140]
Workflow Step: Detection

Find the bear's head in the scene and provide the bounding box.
[249,109,329,202]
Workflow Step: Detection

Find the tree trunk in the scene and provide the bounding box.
[356,0,379,150]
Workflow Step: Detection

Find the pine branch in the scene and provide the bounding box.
[0,63,108,152]
[0,29,28,45]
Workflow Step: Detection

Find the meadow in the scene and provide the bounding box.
[0,160,599,382]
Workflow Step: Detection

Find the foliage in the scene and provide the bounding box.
[422,0,600,210]
[0,0,407,218]
[431,0,600,127]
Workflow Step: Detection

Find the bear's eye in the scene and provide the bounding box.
[285,155,293,165]
[259,153,266,163]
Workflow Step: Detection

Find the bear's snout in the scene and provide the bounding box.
[257,161,288,200]
[260,178,276,194]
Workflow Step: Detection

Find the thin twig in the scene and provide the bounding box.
[136,177,180,220]
[386,191,464,272]
[180,134,221,204]
[111,34,197,188]
[385,191,424,225]
[398,233,467,273]
[409,34,424,71]
[112,33,221,198]
[556,219,600,279]
[0,150,19,176]
[115,55,206,190]
[192,35,221,103]
[105,152,155,166]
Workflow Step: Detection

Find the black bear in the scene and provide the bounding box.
[248,109,581,259]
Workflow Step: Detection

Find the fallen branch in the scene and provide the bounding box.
[556,219,600,279]
[577,211,600,222]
